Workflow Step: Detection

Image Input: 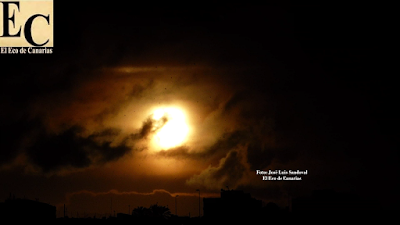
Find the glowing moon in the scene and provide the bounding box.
[152,107,189,149]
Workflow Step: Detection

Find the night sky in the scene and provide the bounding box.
[0,3,397,217]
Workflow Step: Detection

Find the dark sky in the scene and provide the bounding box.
[0,3,398,216]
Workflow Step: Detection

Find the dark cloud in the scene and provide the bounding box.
[138,118,158,140]
[222,90,266,114]
[156,146,191,159]
[0,118,41,165]
[92,80,157,123]
[246,144,297,171]
[157,130,248,162]
[128,80,155,98]
[186,150,246,190]
[0,113,171,173]
[130,116,168,141]
[25,126,131,173]
[212,151,246,181]
[203,130,248,158]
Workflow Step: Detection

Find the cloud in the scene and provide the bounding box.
[0,117,42,166]
[246,143,299,171]
[0,113,171,174]
[130,115,169,142]
[157,130,248,160]
[66,189,219,203]
[186,150,247,190]
[25,126,131,173]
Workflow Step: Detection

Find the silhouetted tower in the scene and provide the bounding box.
[196,189,201,217]
[175,195,179,215]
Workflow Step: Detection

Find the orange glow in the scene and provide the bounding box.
[151,107,190,149]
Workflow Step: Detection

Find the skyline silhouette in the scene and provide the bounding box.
[0,188,392,223]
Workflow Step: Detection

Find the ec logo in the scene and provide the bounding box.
[0,0,53,47]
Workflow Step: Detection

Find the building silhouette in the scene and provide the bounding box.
[0,196,56,220]
[292,189,372,214]
[203,189,262,221]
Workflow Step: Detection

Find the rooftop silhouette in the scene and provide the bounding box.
[0,195,56,220]
[203,189,262,222]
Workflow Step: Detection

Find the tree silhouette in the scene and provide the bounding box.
[132,204,171,220]
[132,206,151,217]
[149,204,171,219]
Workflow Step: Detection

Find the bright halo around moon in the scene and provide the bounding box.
[152,107,189,149]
